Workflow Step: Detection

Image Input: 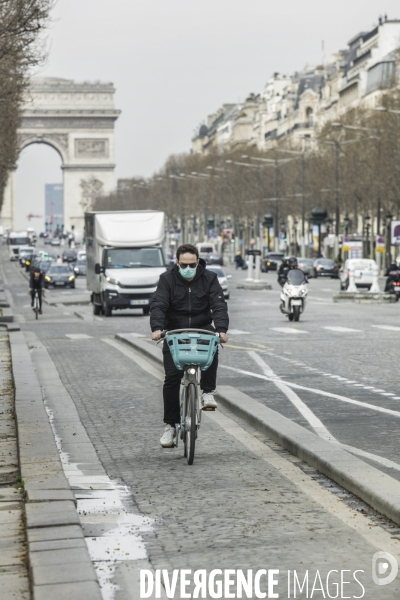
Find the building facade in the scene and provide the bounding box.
[192,17,400,154]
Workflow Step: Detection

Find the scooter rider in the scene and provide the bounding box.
[278,256,298,287]
[384,261,400,292]
[150,243,229,448]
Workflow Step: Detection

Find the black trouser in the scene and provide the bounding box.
[31,288,42,310]
[162,345,218,426]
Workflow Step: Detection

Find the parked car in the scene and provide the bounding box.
[206,265,231,299]
[44,265,75,289]
[340,258,378,291]
[73,259,87,276]
[297,257,316,278]
[314,258,339,278]
[50,238,61,246]
[62,249,77,263]
[261,252,285,272]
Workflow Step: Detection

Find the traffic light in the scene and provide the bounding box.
[263,213,273,228]
[207,215,215,229]
[71,225,75,231]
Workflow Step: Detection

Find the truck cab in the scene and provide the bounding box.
[85,211,166,317]
[8,232,31,261]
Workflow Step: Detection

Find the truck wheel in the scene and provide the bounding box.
[142,306,150,315]
[93,303,102,316]
[103,302,112,317]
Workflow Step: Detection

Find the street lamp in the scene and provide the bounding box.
[386,213,393,268]
[364,215,371,258]
[344,215,350,236]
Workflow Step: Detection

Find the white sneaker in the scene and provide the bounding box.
[201,392,217,409]
[160,425,176,448]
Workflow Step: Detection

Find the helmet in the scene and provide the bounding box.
[288,256,298,268]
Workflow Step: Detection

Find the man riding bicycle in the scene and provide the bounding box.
[29,268,44,315]
[150,243,229,448]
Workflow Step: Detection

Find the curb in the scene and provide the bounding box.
[115,333,400,526]
[9,331,102,600]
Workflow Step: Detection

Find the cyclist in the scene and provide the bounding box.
[150,243,229,448]
[29,268,44,315]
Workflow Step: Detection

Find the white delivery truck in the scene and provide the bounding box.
[85,210,166,317]
[8,231,31,260]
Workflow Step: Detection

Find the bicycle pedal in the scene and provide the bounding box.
[202,407,215,411]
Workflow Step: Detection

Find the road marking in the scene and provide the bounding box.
[372,325,400,331]
[270,327,308,334]
[102,337,400,557]
[220,364,400,418]
[247,352,400,472]
[65,334,92,340]
[323,326,362,333]
[228,329,251,335]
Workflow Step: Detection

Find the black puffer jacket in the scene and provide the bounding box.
[150,259,229,333]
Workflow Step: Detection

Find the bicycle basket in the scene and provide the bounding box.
[165,330,219,371]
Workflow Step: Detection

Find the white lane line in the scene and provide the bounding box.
[323,326,362,333]
[270,327,308,334]
[65,334,92,340]
[102,338,400,559]
[220,364,400,419]
[228,329,251,335]
[381,393,396,397]
[372,325,400,331]
[247,352,400,472]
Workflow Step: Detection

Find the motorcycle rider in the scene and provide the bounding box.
[150,243,229,448]
[384,260,400,292]
[29,268,44,314]
[278,256,299,286]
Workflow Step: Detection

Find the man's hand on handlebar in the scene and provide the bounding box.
[219,332,228,343]
[152,330,163,341]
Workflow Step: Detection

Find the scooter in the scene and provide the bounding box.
[280,269,308,321]
[387,271,400,301]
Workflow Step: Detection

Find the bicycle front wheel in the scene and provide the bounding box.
[184,383,196,465]
[35,296,39,320]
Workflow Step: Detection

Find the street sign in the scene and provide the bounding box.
[376,236,385,253]
[391,221,400,246]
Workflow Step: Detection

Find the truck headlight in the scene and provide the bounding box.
[106,276,119,285]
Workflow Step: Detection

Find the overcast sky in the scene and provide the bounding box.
[15,0,400,229]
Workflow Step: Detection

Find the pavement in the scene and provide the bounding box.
[2,244,400,599]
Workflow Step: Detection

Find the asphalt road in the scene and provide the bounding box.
[3,244,400,599]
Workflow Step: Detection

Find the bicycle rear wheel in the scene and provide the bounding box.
[184,383,196,465]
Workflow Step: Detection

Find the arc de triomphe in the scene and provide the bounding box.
[0,76,120,232]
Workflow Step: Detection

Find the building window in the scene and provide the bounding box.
[306,107,314,128]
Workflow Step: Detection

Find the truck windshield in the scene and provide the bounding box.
[10,237,29,245]
[105,248,163,268]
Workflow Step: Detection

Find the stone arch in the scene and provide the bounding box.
[1,77,120,232]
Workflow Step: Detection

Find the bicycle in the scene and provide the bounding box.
[31,289,43,320]
[160,329,221,465]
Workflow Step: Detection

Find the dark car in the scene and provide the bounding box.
[262,252,285,272]
[207,252,223,266]
[313,258,339,278]
[38,261,53,275]
[62,249,77,263]
[44,265,75,289]
[73,259,87,276]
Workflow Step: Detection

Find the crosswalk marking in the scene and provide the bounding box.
[372,325,400,332]
[323,326,362,333]
[270,327,308,335]
[66,334,92,340]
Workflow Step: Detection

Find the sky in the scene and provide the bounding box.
[15,0,400,230]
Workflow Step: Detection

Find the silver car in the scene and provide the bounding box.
[206,266,231,300]
[297,258,315,278]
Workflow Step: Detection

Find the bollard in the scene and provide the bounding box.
[347,266,358,293]
[254,254,261,282]
[245,254,254,281]
[369,268,381,293]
